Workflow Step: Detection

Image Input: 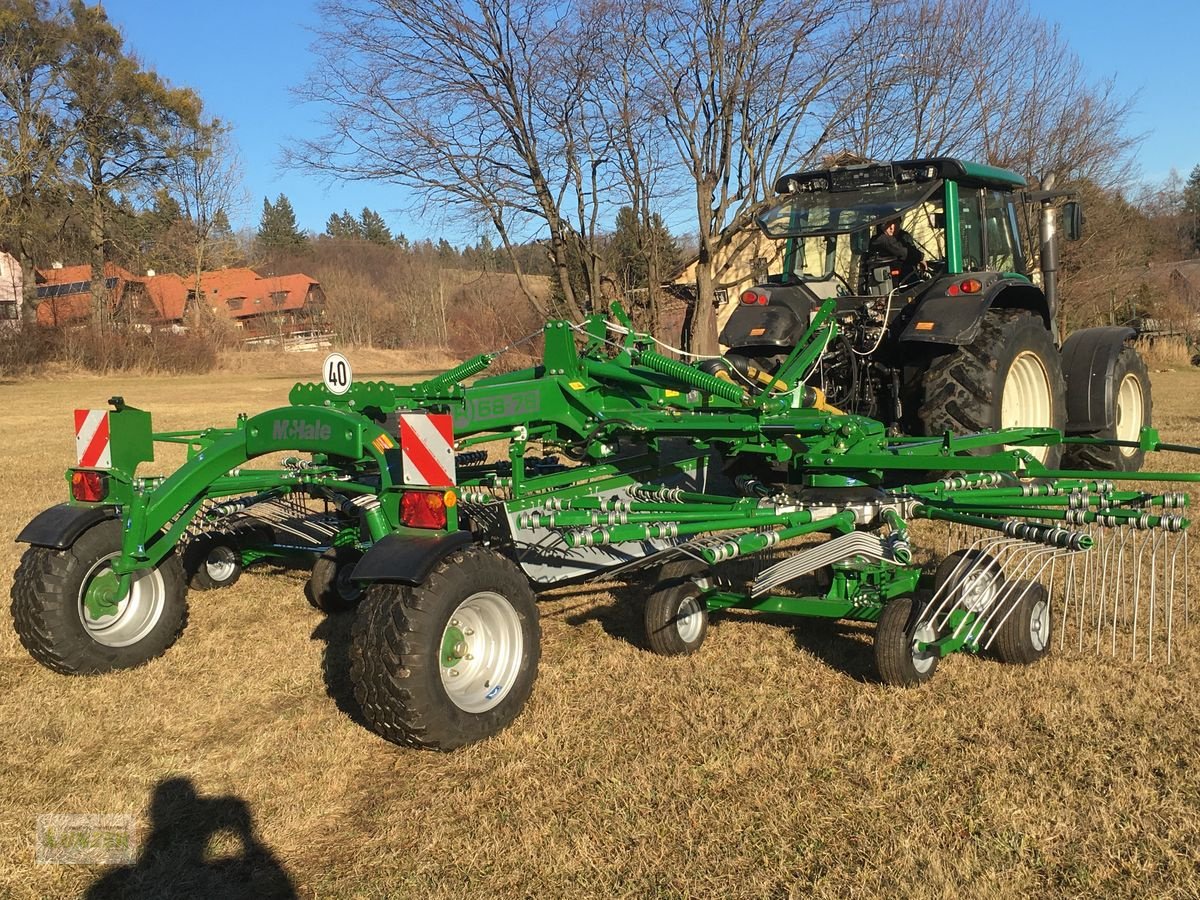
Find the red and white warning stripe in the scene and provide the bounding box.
[398,413,456,486]
[74,409,112,468]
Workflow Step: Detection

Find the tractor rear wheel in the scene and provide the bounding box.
[349,545,539,750]
[919,310,1066,468]
[644,559,710,655]
[875,595,940,686]
[306,546,364,613]
[10,520,188,674]
[1062,346,1151,472]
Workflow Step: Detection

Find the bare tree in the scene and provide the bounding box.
[620,0,868,352]
[163,120,247,329]
[292,0,632,321]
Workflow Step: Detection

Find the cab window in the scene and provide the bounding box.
[985,190,1017,272]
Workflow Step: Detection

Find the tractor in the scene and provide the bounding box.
[715,157,1150,472]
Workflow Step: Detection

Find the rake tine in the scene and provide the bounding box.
[1111,527,1132,657]
[1061,550,1078,652]
[1131,527,1154,662]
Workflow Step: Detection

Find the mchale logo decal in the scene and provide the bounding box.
[272,419,332,442]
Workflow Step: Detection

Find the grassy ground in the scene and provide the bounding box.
[1,361,1199,899]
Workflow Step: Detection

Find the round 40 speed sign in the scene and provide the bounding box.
[323,352,353,395]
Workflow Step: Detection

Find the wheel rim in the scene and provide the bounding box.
[958,567,1002,614]
[440,591,524,714]
[911,620,939,674]
[1029,598,1050,651]
[1115,373,1144,455]
[78,554,168,648]
[673,592,705,644]
[204,545,238,583]
[1001,351,1053,464]
[335,564,362,603]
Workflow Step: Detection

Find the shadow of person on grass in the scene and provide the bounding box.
[85,777,297,900]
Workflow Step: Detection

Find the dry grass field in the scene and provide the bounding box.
[2,356,1199,899]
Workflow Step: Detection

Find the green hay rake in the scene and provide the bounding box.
[11,300,1197,749]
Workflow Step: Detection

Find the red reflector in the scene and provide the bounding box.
[947,283,960,296]
[756,293,769,305]
[960,279,983,294]
[740,290,757,304]
[401,491,447,529]
[890,268,901,277]
[71,470,108,502]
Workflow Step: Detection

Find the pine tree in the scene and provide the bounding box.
[609,207,681,290]
[258,193,306,249]
[1183,165,1200,252]
[360,207,392,244]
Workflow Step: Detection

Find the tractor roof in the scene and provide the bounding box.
[773,157,1027,195]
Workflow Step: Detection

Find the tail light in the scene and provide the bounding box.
[740,290,769,305]
[401,490,448,529]
[71,470,109,502]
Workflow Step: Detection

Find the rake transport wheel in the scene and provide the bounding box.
[919,310,1067,468]
[349,545,540,750]
[992,580,1051,665]
[10,521,188,675]
[1062,346,1152,472]
[875,595,940,686]
[644,558,710,656]
[933,549,1005,612]
[305,546,364,613]
[182,530,243,591]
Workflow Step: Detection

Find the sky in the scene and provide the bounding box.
[100,0,1200,240]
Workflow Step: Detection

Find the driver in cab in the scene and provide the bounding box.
[869,220,928,282]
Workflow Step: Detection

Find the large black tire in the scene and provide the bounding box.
[991,580,1051,665]
[1062,346,1152,472]
[919,310,1067,468]
[644,559,710,656]
[875,595,940,686]
[306,546,364,613]
[349,545,539,751]
[182,531,243,591]
[10,520,188,675]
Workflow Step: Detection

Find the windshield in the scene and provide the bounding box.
[757,180,943,238]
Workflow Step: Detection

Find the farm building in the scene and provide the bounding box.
[0,251,21,324]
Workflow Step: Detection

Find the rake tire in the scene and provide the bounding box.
[10,521,188,675]
[306,546,364,613]
[350,545,539,751]
[992,580,1051,665]
[644,559,710,656]
[875,595,939,687]
[183,531,243,591]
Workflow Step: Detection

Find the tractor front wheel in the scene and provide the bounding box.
[875,595,940,686]
[644,559,710,655]
[349,545,539,750]
[919,310,1066,468]
[10,520,188,674]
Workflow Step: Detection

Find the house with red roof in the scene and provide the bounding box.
[30,262,326,338]
[34,262,158,327]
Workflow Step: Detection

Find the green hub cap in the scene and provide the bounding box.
[441,625,467,668]
[83,568,124,619]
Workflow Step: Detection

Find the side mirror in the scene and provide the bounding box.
[1063,201,1083,241]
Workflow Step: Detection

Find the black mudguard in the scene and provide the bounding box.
[15,503,119,550]
[350,530,474,586]
[1060,326,1137,433]
[899,278,1050,345]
